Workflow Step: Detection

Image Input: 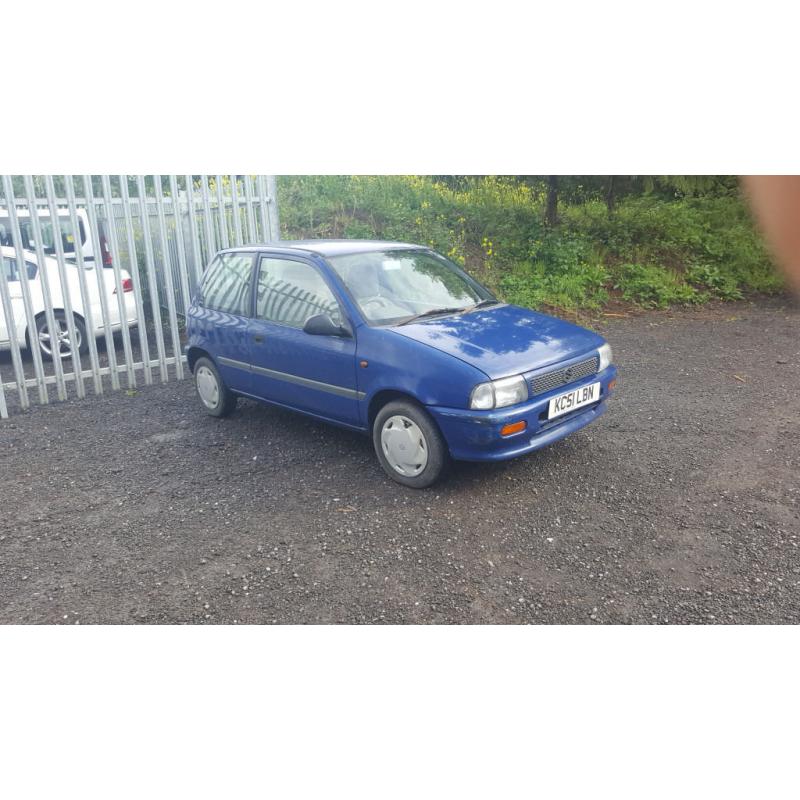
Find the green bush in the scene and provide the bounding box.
[277,176,782,312]
[611,263,701,308]
[685,263,743,300]
[501,261,609,310]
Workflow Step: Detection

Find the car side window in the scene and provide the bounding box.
[3,257,19,281]
[0,222,13,247]
[256,258,342,328]
[1,258,35,281]
[201,253,253,315]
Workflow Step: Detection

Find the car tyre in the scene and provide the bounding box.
[373,399,449,489]
[34,311,88,361]
[194,356,237,418]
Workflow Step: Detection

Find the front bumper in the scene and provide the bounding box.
[427,365,617,462]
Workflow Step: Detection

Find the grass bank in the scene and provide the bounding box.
[277,176,782,313]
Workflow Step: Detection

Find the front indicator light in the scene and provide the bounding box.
[608,378,617,391]
[501,420,527,436]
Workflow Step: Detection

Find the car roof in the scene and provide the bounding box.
[0,246,52,262]
[220,240,426,258]
[1,246,31,259]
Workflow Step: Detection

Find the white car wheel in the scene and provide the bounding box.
[35,312,86,360]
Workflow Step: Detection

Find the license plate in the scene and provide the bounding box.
[548,381,600,419]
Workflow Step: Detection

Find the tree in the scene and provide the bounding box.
[545,176,558,226]
[605,176,617,214]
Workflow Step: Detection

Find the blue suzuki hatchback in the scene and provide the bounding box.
[186,241,617,488]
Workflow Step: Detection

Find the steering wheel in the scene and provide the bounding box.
[361,296,389,310]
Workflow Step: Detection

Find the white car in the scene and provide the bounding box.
[0,207,113,268]
[0,246,138,360]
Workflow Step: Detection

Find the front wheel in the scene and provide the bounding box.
[193,356,238,417]
[373,399,449,489]
[35,311,88,361]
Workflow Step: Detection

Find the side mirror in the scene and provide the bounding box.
[303,314,350,337]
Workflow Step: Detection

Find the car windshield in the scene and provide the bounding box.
[327,249,495,325]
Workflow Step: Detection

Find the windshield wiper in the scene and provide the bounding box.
[398,307,465,325]
[398,299,500,326]
[462,299,500,313]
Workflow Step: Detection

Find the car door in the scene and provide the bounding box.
[194,252,255,394]
[248,254,360,426]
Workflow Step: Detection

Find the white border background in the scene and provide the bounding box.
[2,2,799,798]
[2,1,798,174]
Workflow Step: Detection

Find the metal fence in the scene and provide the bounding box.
[0,175,279,419]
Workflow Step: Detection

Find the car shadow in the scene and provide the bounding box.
[234,394,565,493]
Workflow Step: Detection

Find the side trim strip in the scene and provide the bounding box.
[218,355,250,371]
[217,355,365,400]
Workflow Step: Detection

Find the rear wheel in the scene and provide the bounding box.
[373,399,449,488]
[35,311,88,361]
[194,356,237,417]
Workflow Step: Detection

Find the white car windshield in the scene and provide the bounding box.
[327,249,495,325]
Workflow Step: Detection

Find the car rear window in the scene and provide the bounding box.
[2,256,37,281]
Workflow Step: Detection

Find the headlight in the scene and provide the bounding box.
[470,382,495,410]
[470,374,528,410]
[598,342,613,371]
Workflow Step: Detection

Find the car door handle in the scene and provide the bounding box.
[253,334,264,343]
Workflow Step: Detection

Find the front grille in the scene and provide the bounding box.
[530,354,599,396]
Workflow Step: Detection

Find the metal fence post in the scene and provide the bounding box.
[184,175,203,288]
[169,175,193,316]
[266,175,280,240]
[243,175,258,244]
[2,176,49,404]
[83,175,121,391]
[230,176,243,247]
[200,175,216,266]
[23,175,68,401]
[44,175,85,398]
[0,361,6,417]
[0,182,30,411]
[100,175,137,388]
[153,175,184,380]
[0,260,24,413]
[119,175,153,386]
[256,175,271,243]
[64,175,103,396]
[136,175,169,383]
[215,176,230,250]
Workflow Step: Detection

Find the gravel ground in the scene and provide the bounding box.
[1,296,799,624]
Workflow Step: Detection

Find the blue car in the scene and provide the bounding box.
[185,241,617,488]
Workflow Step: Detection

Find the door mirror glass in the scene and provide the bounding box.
[303,313,348,337]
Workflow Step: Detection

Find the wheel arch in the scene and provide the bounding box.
[367,389,423,429]
[25,309,86,347]
[186,345,214,374]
